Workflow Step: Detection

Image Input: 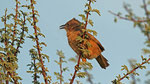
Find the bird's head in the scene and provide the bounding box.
[60,18,83,32]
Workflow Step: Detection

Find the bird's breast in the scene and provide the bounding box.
[66,31,101,59]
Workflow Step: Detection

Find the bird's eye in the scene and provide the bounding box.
[66,23,69,26]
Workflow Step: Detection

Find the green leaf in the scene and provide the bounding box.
[40,42,47,47]
[0,47,4,51]
[57,50,65,58]
[79,14,86,22]
[121,65,129,72]
[26,71,34,73]
[42,53,49,62]
[85,3,89,7]
[63,67,69,72]
[27,35,36,42]
[91,9,101,16]
[77,72,87,78]
[80,61,93,70]
[91,0,96,3]
[69,57,77,63]
[37,33,45,38]
[54,72,60,76]
[126,76,129,80]
[36,26,41,32]
[142,48,150,54]
[55,60,60,65]
[86,29,97,36]
[88,19,94,26]
[76,36,84,42]
[114,18,117,23]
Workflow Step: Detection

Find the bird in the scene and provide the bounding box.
[60,18,109,69]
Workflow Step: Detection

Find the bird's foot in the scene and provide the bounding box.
[75,65,80,71]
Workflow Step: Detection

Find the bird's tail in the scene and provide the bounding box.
[96,54,109,69]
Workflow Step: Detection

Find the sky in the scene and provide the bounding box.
[0,0,150,84]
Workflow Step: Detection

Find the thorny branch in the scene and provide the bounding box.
[129,60,136,84]
[118,58,150,81]
[109,10,148,22]
[30,0,48,84]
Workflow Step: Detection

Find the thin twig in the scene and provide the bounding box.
[33,59,38,83]
[84,1,92,30]
[3,8,9,84]
[14,14,26,56]
[143,0,150,41]
[4,9,7,46]
[60,57,63,84]
[109,10,148,22]
[129,60,136,84]
[70,56,81,84]
[69,1,92,84]
[30,0,48,84]
[11,0,18,46]
[143,0,150,20]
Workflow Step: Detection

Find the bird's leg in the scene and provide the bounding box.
[82,58,87,62]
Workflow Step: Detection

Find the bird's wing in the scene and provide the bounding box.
[87,33,105,51]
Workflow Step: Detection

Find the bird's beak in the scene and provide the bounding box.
[60,24,65,29]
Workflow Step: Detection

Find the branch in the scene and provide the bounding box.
[11,0,19,46]
[60,57,63,84]
[128,60,136,84]
[118,58,150,82]
[70,1,92,84]
[84,1,92,30]
[109,10,150,42]
[109,10,148,22]
[4,9,8,46]
[30,0,48,84]
[142,0,150,41]
[143,0,150,20]
[3,8,9,84]
[33,59,38,83]
[70,55,81,84]
[14,14,26,56]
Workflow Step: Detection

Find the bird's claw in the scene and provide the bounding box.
[75,65,80,71]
